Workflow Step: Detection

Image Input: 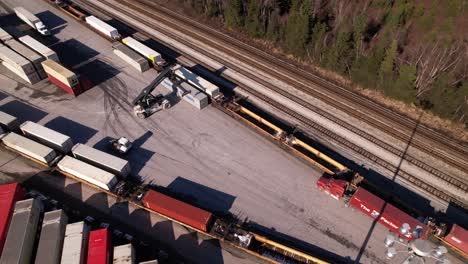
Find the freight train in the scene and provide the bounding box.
[0,111,329,264]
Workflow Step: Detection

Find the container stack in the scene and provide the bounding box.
[4,39,47,79]
[41,59,83,96]
[112,42,149,73]
[0,27,12,42]
[35,210,68,264]
[162,78,208,110]
[19,35,59,62]
[0,44,40,84]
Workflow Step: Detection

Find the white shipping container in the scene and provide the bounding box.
[0,45,36,74]
[113,43,149,72]
[113,244,135,264]
[41,59,79,88]
[20,121,73,153]
[1,132,57,164]
[61,221,89,264]
[0,27,13,41]
[85,16,119,39]
[172,64,220,98]
[19,35,59,62]
[122,37,162,64]
[35,210,68,264]
[4,39,47,79]
[57,156,118,191]
[0,198,42,264]
[1,60,41,84]
[71,143,130,178]
[0,111,20,131]
[162,79,208,110]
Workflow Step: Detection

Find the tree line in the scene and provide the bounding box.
[172,0,467,125]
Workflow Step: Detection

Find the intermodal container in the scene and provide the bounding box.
[0,183,25,256]
[172,64,220,98]
[57,156,118,191]
[444,224,468,255]
[0,111,20,131]
[142,190,213,232]
[1,60,41,84]
[113,244,135,264]
[71,143,130,178]
[349,187,429,240]
[0,27,12,41]
[19,35,59,62]
[161,78,208,110]
[1,132,57,164]
[112,42,149,73]
[41,59,82,96]
[87,228,112,264]
[35,210,68,264]
[85,16,119,40]
[4,39,47,79]
[0,45,35,74]
[20,121,73,153]
[61,221,90,264]
[0,198,42,264]
[122,37,163,65]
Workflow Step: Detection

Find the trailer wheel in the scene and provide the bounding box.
[136,112,147,119]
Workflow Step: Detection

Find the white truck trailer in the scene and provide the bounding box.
[14,7,50,36]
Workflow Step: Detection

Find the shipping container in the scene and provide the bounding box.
[35,210,68,264]
[112,42,149,73]
[57,156,118,191]
[161,79,208,110]
[61,221,90,264]
[113,244,135,264]
[41,59,83,96]
[20,121,73,153]
[14,7,50,35]
[87,228,112,264]
[85,16,119,39]
[0,45,36,74]
[444,225,468,255]
[0,198,42,264]
[1,60,41,84]
[349,187,429,240]
[122,37,163,65]
[4,39,47,79]
[71,143,130,178]
[1,132,57,164]
[19,35,59,62]
[0,27,13,41]
[0,183,25,256]
[172,64,220,99]
[0,111,20,131]
[142,190,213,232]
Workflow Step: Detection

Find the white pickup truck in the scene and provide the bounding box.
[14,7,50,36]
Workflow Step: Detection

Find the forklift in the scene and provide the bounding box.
[132,67,173,119]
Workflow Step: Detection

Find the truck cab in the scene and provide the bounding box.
[36,22,50,36]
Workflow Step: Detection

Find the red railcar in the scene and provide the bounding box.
[87,228,112,264]
[443,224,468,256]
[349,187,429,240]
[0,183,25,255]
[142,190,213,232]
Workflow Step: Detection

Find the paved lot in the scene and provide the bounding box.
[0,1,463,263]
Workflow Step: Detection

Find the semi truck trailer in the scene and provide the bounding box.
[14,7,50,36]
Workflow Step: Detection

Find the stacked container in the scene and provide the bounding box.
[0,44,40,84]
[112,42,149,72]
[113,244,135,264]
[85,16,119,40]
[87,229,112,264]
[41,59,83,96]
[0,198,42,264]
[162,78,208,110]
[122,37,164,66]
[0,27,12,42]
[1,132,57,165]
[0,183,25,256]
[20,121,73,153]
[4,39,47,79]
[19,35,59,62]
[172,64,220,99]
[35,210,68,264]
[61,221,90,264]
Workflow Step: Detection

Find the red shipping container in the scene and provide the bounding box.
[87,228,112,264]
[444,224,468,255]
[0,183,25,255]
[48,73,83,96]
[142,190,213,232]
[349,187,429,240]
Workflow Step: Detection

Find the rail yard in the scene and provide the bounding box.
[0,0,466,264]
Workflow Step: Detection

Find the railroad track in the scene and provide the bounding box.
[129,0,468,177]
[74,0,468,208]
